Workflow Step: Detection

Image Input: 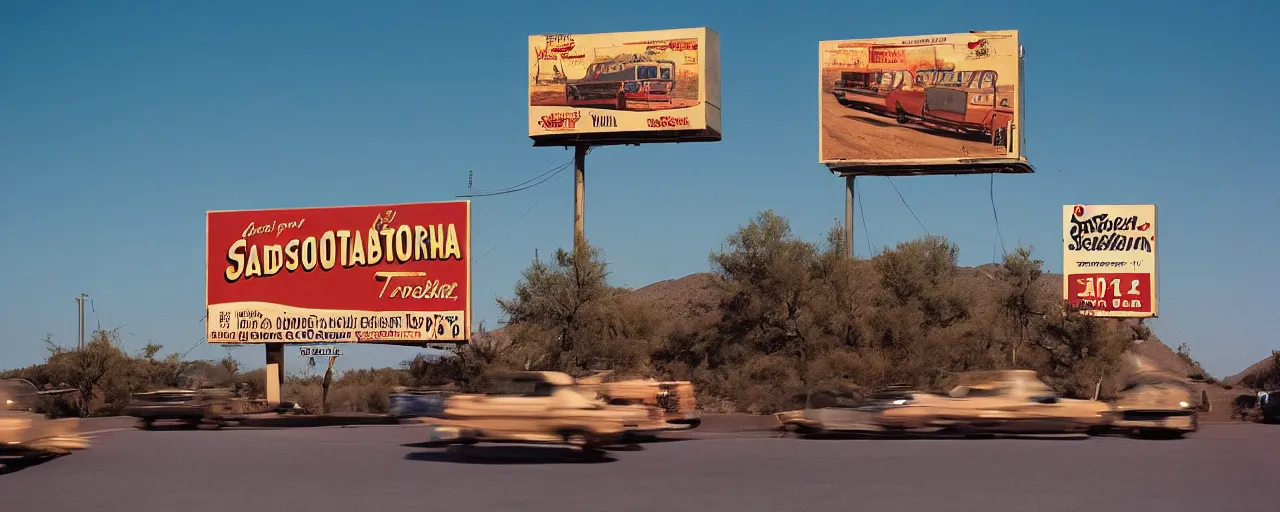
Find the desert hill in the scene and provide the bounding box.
[617,267,1203,375]
[1224,353,1280,389]
[612,267,1263,416]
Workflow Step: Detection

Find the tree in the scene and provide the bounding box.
[1031,302,1130,398]
[711,210,817,361]
[998,246,1045,366]
[496,240,655,375]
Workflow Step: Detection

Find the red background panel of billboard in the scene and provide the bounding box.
[1064,272,1153,315]
[206,201,469,313]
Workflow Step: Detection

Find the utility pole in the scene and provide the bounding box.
[573,144,588,253]
[75,294,89,350]
[844,176,855,259]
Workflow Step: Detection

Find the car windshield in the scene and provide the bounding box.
[486,379,557,397]
[0,380,37,397]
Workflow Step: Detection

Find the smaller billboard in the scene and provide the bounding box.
[206,201,472,345]
[299,345,343,358]
[528,27,722,147]
[819,30,1031,176]
[1062,204,1158,318]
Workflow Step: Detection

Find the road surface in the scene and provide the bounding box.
[2,424,1276,512]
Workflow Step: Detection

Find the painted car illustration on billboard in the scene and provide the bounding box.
[883,69,1015,149]
[832,70,910,113]
[528,27,721,145]
[566,54,677,111]
[818,30,1028,173]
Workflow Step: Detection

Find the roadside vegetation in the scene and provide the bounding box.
[3,210,1266,418]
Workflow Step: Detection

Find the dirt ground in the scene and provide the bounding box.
[819,92,1007,162]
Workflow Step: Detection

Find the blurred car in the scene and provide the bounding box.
[933,370,1114,435]
[1262,390,1280,424]
[778,371,1113,437]
[1,378,77,412]
[577,371,701,429]
[0,410,88,472]
[1107,371,1198,437]
[389,387,452,419]
[122,388,230,428]
[776,385,953,436]
[122,388,292,429]
[415,371,666,453]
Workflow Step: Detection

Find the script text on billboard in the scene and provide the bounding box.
[1062,204,1158,318]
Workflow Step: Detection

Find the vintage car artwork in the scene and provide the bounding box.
[819,30,1027,169]
[832,70,910,113]
[883,69,1015,149]
[565,54,678,111]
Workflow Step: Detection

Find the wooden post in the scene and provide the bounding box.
[321,356,336,414]
[265,344,285,406]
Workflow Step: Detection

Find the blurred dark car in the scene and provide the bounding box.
[389,388,452,419]
[122,388,234,428]
[1263,390,1280,424]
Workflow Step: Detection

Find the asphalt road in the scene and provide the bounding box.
[2,424,1277,512]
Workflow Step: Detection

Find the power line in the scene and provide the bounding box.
[989,174,1008,257]
[885,177,929,235]
[856,182,874,257]
[458,160,570,198]
[456,158,572,198]
[179,336,208,360]
[88,298,102,332]
[473,167,569,264]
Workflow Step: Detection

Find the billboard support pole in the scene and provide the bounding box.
[573,144,587,252]
[265,344,284,406]
[844,176,855,259]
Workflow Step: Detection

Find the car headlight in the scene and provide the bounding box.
[1179,401,1190,408]
[4,399,12,406]
[891,399,908,406]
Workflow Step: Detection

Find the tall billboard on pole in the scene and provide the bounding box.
[528,27,722,147]
[1062,204,1158,318]
[205,201,472,345]
[819,30,1031,176]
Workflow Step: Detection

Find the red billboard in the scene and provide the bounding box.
[205,201,471,345]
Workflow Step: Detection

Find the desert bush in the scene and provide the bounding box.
[0,330,235,417]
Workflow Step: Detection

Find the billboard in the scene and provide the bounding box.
[528,27,722,147]
[1062,204,1158,318]
[819,30,1030,175]
[206,201,471,345]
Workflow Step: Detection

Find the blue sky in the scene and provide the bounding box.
[2,1,1275,378]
